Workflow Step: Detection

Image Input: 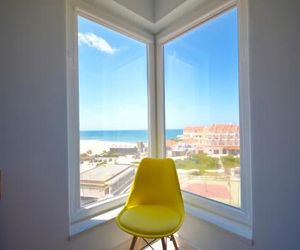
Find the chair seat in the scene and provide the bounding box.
[117,205,182,238]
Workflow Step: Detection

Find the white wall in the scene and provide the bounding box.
[0,1,129,250]
[1,0,300,250]
[248,0,300,248]
[0,1,67,248]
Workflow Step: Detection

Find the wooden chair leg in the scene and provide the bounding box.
[130,236,138,250]
[170,234,179,250]
[161,237,167,250]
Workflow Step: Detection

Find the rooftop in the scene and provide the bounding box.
[80,165,130,182]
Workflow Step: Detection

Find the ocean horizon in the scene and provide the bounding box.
[80,129,183,142]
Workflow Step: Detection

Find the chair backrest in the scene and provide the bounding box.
[125,158,184,214]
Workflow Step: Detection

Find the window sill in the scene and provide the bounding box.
[183,192,253,245]
[69,197,253,245]
[69,206,123,239]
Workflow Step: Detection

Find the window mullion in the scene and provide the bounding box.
[155,41,166,158]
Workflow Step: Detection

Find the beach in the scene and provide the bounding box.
[80,140,140,154]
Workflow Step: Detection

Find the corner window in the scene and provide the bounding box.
[164,8,241,207]
[68,0,252,240]
[77,16,149,207]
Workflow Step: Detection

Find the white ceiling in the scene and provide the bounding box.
[85,0,216,34]
[113,0,187,23]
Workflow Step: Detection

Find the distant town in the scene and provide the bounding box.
[167,123,239,157]
[80,124,241,207]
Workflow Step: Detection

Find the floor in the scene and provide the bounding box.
[116,235,199,250]
[143,237,198,250]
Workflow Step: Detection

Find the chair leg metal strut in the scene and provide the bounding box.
[161,237,167,250]
[129,234,178,250]
[130,236,138,250]
[170,235,179,250]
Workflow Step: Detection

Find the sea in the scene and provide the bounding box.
[80,129,183,142]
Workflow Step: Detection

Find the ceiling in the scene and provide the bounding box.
[113,0,187,23]
[83,0,220,34]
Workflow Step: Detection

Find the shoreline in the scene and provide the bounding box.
[80,140,147,154]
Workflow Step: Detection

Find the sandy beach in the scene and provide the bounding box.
[80,140,140,154]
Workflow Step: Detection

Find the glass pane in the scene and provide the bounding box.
[78,16,148,207]
[164,8,241,207]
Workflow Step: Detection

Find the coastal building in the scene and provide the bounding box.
[171,149,187,157]
[80,165,135,205]
[137,141,145,153]
[170,124,240,156]
[183,124,239,146]
[109,146,138,156]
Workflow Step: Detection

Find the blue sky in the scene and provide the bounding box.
[78,8,238,130]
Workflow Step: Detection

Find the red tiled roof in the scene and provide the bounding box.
[183,183,231,199]
[184,124,239,134]
[182,138,199,144]
[166,140,177,147]
[208,124,239,133]
[184,126,206,133]
[224,146,240,150]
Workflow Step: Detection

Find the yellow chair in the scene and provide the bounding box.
[116,158,184,250]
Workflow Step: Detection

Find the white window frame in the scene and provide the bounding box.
[66,0,155,225]
[156,0,252,240]
[66,0,252,240]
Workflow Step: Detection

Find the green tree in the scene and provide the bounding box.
[221,155,240,168]
[175,153,219,175]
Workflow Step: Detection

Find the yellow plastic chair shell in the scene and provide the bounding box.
[116,158,184,249]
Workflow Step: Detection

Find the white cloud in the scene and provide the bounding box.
[78,32,117,55]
